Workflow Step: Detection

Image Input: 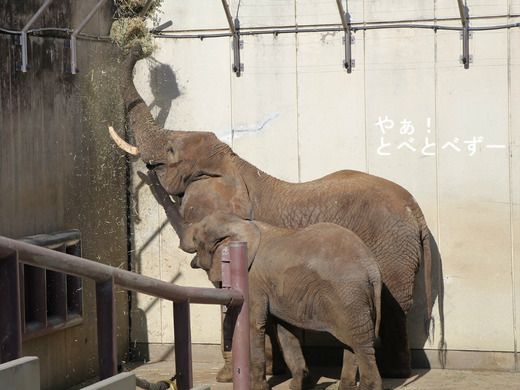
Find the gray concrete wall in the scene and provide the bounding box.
[0,1,129,388]
[129,1,520,370]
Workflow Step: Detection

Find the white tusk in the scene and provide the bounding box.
[108,126,140,156]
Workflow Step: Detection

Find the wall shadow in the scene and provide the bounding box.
[146,57,181,128]
[398,231,445,385]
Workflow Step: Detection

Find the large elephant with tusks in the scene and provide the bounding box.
[110,44,432,381]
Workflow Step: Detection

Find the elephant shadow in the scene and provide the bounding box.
[406,231,445,371]
[146,57,181,128]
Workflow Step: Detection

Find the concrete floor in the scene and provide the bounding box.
[128,360,520,390]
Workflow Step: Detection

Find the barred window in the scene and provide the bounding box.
[19,230,83,340]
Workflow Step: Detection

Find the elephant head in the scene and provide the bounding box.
[189,211,261,283]
[112,44,248,196]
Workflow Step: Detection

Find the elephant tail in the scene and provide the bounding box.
[419,209,432,320]
[370,270,382,339]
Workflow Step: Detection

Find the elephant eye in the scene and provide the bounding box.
[167,147,174,154]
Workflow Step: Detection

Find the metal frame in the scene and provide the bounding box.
[457,0,472,68]
[221,0,243,76]
[336,0,354,73]
[16,0,54,72]
[67,0,108,74]
[0,235,250,390]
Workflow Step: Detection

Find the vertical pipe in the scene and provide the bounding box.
[456,0,470,69]
[221,246,235,352]
[69,0,108,74]
[18,0,54,72]
[0,252,22,362]
[173,300,193,390]
[229,242,250,389]
[95,277,117,380]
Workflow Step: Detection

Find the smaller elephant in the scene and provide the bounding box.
[190,211,383,390]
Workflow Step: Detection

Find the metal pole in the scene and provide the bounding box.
[69,0,108,74]
[335,0,353,73]
[220,0,236,34]
[95,277,118,380]
[457,0,470,69]
[229,242,250,389]
[221,0,242,76]
[0,252,22,362]
[18,0,54,72]
[174,300,193,390]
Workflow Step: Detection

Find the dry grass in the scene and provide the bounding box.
[110,17,154,57]
[114,0,164,18]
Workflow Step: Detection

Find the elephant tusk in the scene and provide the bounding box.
[108,125,140,157]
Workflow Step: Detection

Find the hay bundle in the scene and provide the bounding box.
[111,0,163,57]
[114,0,163,18]
[110,17,154,57]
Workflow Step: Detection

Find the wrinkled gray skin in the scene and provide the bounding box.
[115,44,432,380]
[190,211,383,390]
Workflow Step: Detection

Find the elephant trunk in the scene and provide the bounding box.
[118,44,168,163]
[147,170,196,253]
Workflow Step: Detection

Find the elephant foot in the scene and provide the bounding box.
[337,379,358,390]
[289,373,313,390]
[216,362,233,383]
[251,379,270,390]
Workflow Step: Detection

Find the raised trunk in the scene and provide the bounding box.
[119,44,168,162]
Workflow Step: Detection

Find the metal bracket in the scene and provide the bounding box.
[457,0,471,69]
[221,0,243,77]
[67,0,108,74]
[336,0,354,73]
[16,0,54,72]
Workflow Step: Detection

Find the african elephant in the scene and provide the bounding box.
[189,210,383,390]
[111,43,432,378]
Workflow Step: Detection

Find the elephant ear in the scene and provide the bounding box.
[206,212,261,270]
[228,219,261,270]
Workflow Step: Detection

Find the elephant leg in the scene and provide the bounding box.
[276,322,312,390]
[377,287,411,378]
[353,345,382,390]
[217,310,285,382]
[250,295,270,390]
[216,306,234,382]
[338,348,358,390]
[265,317,287,375]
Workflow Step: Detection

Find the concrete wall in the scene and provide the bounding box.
[0,1,129,388]
[129,1,520,370]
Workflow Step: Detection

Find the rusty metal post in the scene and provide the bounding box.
[174,300,193,390]
[0,251,22,362]
[221,246,235,352]
[229,242,250,389]
[95,277,117,380]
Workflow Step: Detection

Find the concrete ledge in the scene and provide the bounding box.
[81,372,136,390]
[0,356,40,390]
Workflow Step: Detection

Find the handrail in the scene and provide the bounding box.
[0,234,250,390]
[0,235,244,306]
